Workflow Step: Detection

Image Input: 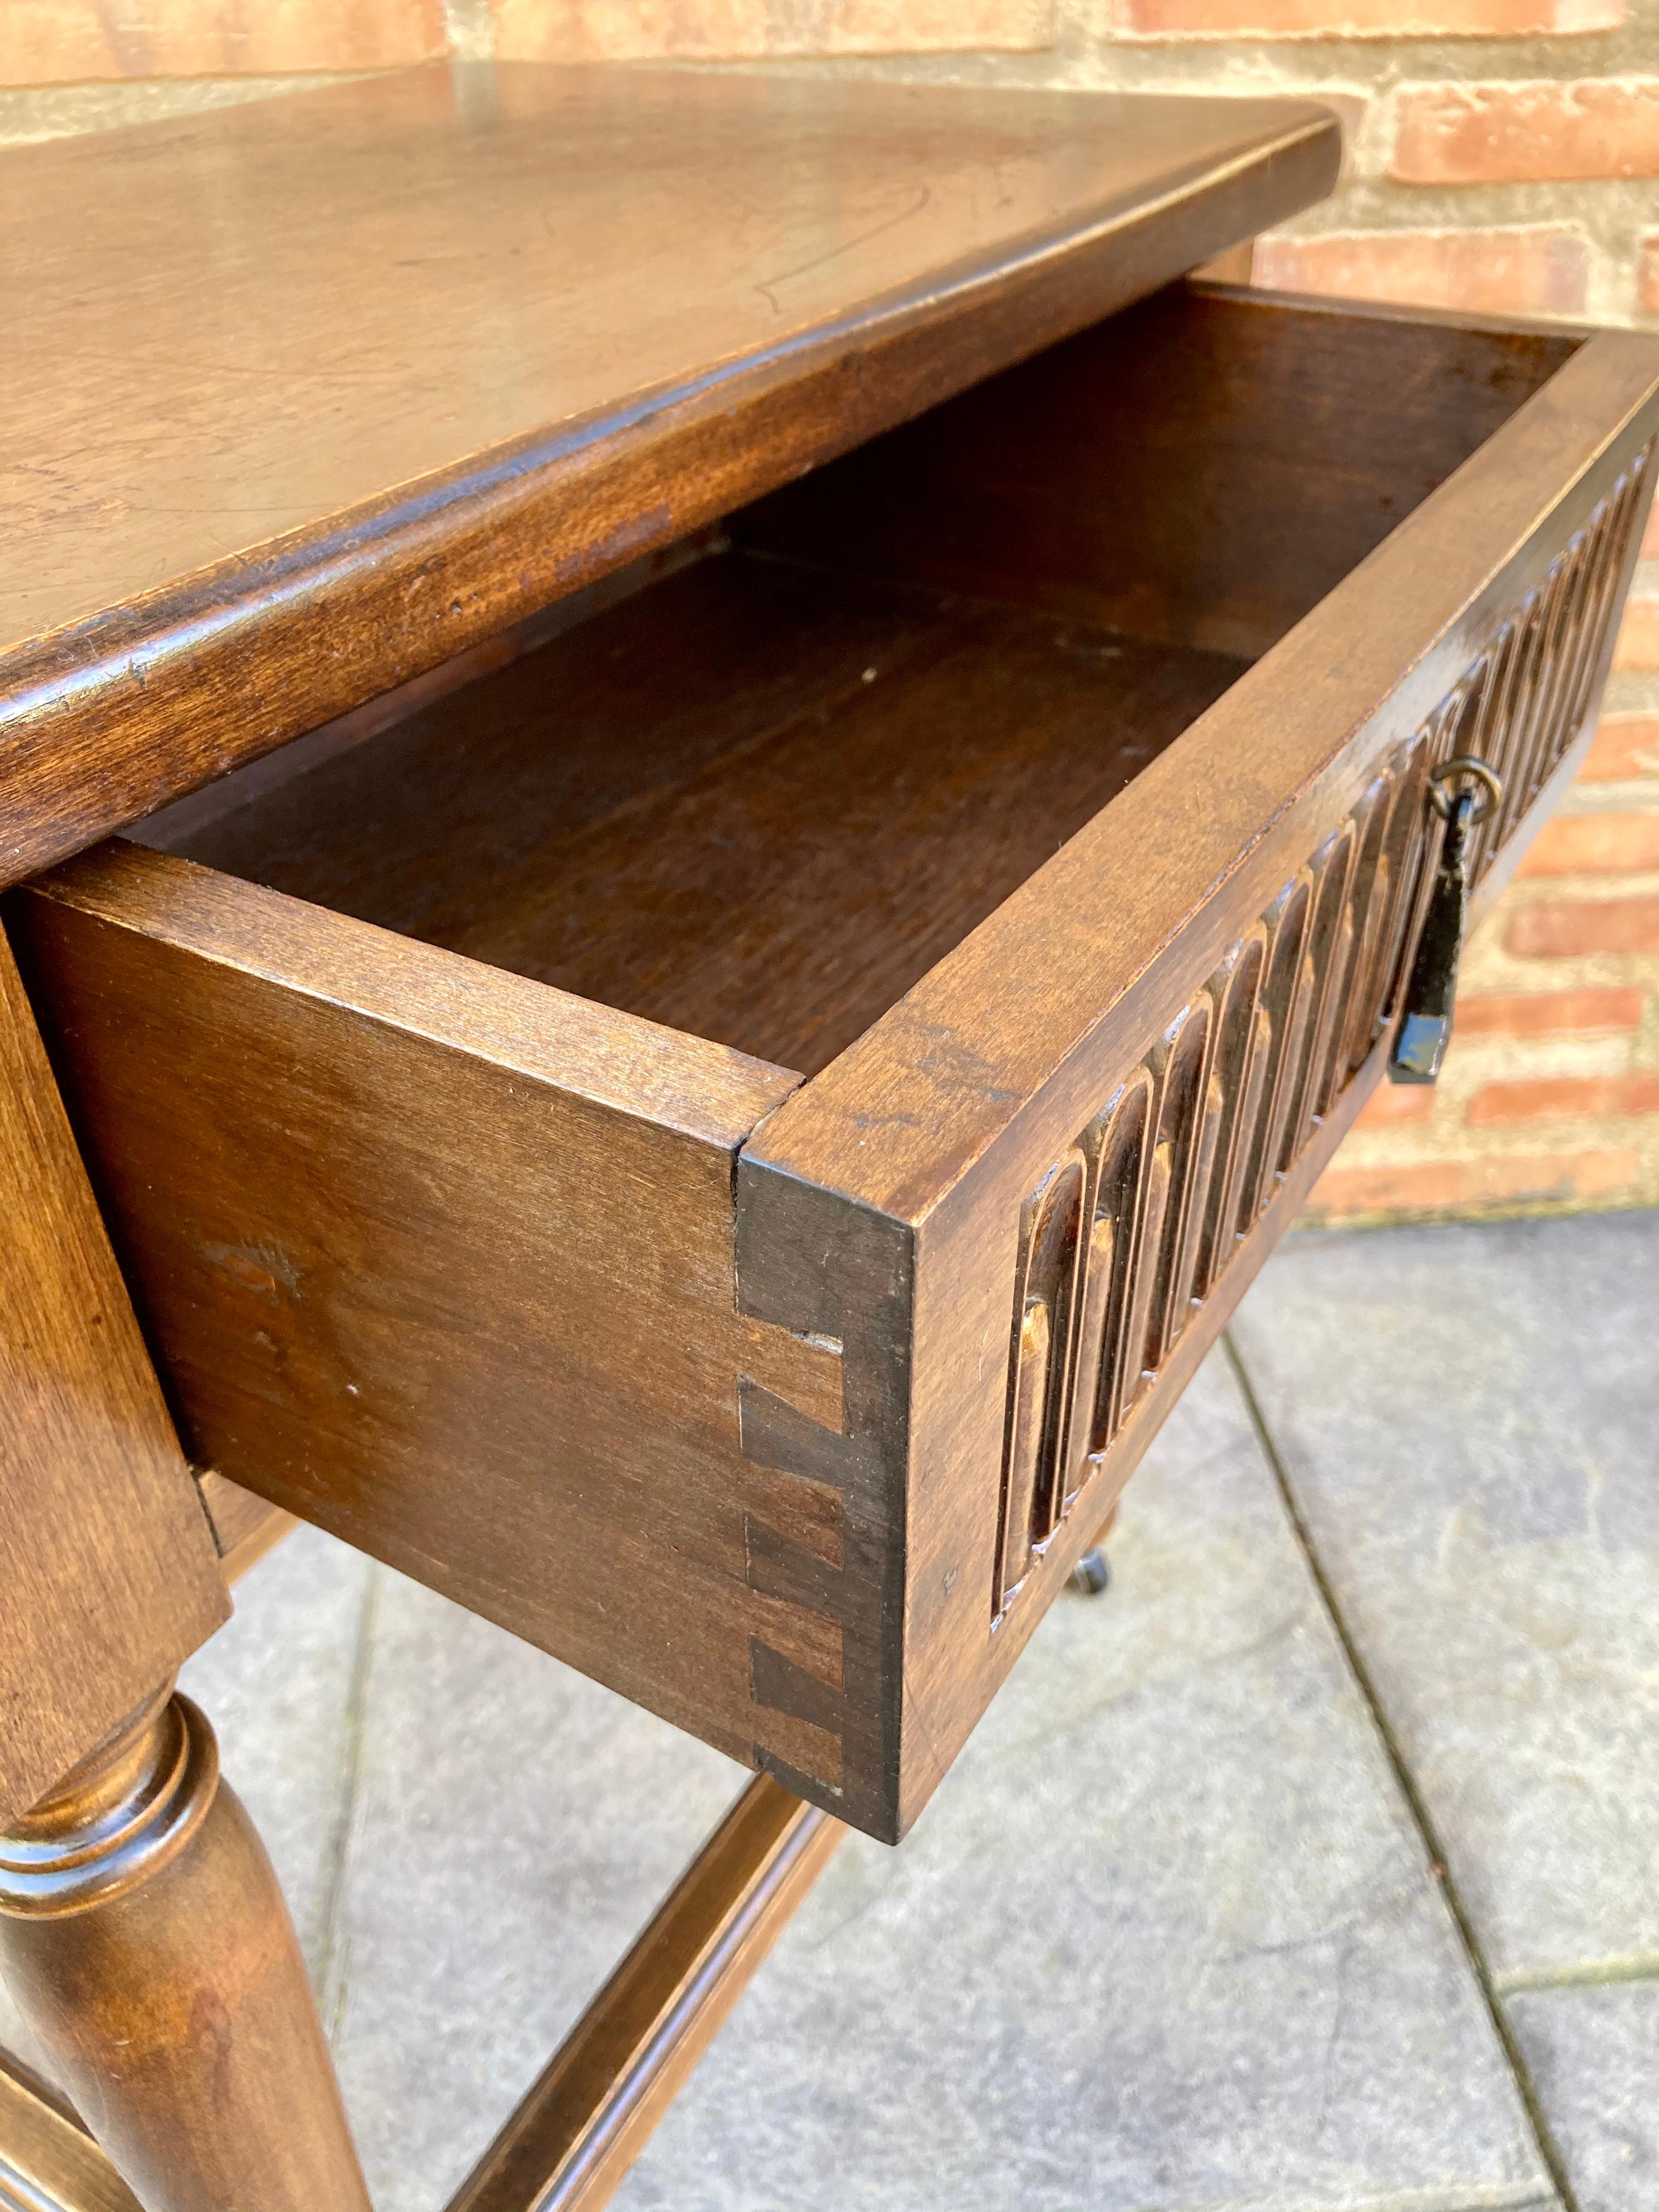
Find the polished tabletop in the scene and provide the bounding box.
[0,64,1339,879]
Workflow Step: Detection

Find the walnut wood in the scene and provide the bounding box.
[151,555,1247,1079]
[132,540,713,860]
[194,1473,296,1586]
[738,284,1581,662]
[0,2052,139,2212]
[1190,240,1256,283]
[0,67,1339,888]
[743,306,1659,1231]
[0,1690,370,2212]
[0,1776,835,2212]
[736,299,1659,1835]
[14,290,1656,1844]
[0,924,227,1829]
[449,1776,842,2212]
[7,847,830,1793]
[21,72,1638,2211]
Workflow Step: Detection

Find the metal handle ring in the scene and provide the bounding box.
[1429,755,1504,826]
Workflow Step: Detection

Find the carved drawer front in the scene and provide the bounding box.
[12,285,1658,1845]
[992,743,1429,1620]
[988,456,1649,1625]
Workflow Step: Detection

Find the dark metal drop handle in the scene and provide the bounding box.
[1389,758,1504,1087]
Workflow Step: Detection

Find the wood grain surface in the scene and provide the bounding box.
[0,66,1338,887]
[449,1776,842,2212]
[7,845,864,1801]
[156,554,1246,1079]
[737,297,1659,1835]
[740,285,1582,661]
[0,1691,371,2212]
[0,2050,139,2212]
[0,924,226,1829]
[18,286,1650,1842]
[193,1472,295,1585]
[744,302,1659,1228]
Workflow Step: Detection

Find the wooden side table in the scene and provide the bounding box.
[1,62,1650,2212]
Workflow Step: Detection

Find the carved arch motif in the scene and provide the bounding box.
[993,448,1650,1621]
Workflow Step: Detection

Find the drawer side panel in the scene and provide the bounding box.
[7,851,877,1808]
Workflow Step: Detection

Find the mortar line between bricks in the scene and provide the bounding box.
[313,1558,383,2050]
[1220,1331,1580,2212]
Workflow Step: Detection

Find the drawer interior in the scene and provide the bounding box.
[138,287,1579,1081]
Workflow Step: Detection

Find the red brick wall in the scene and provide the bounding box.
[6,1,1656,1223]
[1229,33,1659,1224]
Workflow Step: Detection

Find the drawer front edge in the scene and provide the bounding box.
[740,405,1656,1841]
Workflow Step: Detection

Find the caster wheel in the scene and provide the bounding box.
[1070,1547,1110,1596]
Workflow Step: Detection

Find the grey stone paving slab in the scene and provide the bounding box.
[323,1566,747,2212]
[1227,1211,1659,1989]
[613,1353,1551,2212]
[0,1519,371,2085]
[180,1521,377,1976]
[1505,1982,1659,2212]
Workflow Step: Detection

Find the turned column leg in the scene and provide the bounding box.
[0,1683,371,2212]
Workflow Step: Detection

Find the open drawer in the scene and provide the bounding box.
[10,284,1657,1842]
